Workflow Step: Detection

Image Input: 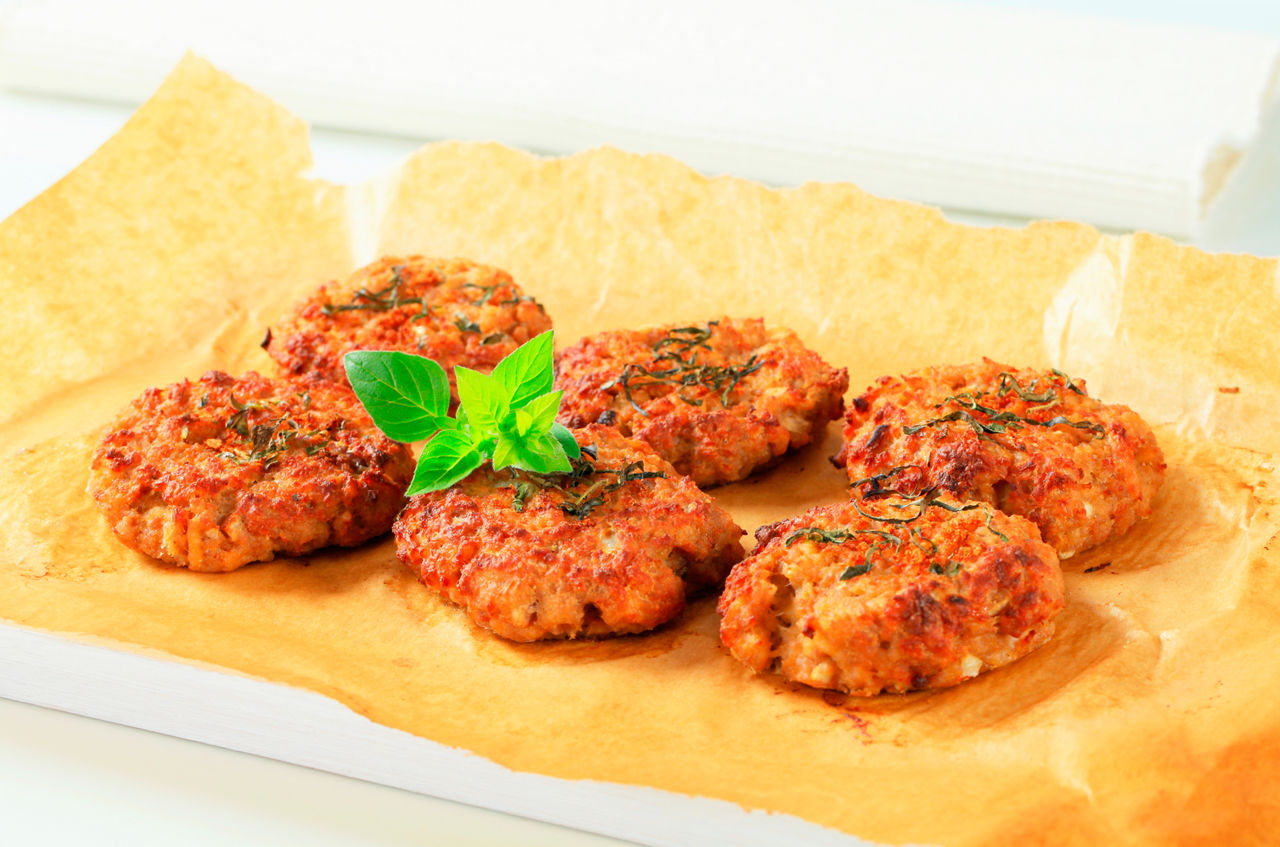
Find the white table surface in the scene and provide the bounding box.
[3,3,1280,845]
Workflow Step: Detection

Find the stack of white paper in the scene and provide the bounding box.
[2,0,1277,237]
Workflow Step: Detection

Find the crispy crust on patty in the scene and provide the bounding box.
[89,371,414,573]
[555,317,848,487]
[833,359,1165,557]
[718,497,1064,695]
[393,425,745,642]
[265,256,553,392]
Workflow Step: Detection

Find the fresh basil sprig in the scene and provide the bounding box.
[343,330,580,495]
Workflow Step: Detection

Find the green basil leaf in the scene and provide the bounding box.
[407,430,483,495]
[519,389,563,434]
[548,421,582,460]
[343,331,570,489]
[514,408,535,438]
[522,432,572,473]
[493,431,571,474]
[491,433,522,471]
[491,330,554,408]
[455,365,509,437]
[343,351,451,442]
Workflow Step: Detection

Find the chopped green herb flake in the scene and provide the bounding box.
[982,506,1009,542]
[498,451,665,519]
[460,282,501,305]
[994,372,1056,403]
[1051,368,1086,395]
[319,265,434,323]
[220,413,327,469]
[498,294,541,309]
[785,526,898,548]
[602,322,762,416]
[825,473,1010,574]
[839,563,873,580]
[498,479,538,512]
[905,373,1103,440]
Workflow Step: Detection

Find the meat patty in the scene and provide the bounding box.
[833,359,1165,557]
[89,371,414,573]
[264,256,553,394]
[555,318,848,487]
[393,425,745,642]
[718,494,1064,695]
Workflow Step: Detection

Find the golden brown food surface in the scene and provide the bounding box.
[718,495,1064,696]
[833,359,1165,557]
[88,371,414,573]
[265,256,553,392]
[555,317,848,487]
[394,425,745,642]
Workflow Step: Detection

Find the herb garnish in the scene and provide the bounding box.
[847,471,1008,542]
[343,330,582,495]
[460,282,543,311]
[903,369,1104,440]
[994,372,1056,403]
[784,526,903,580]
[318,265,543,331]
[224,393,281,438]
[499,294,544,309]
[784,526,899,547]
[500,447,665,518]
[320,264,434,321]
[600,322,764,416]
[791,466,1010,579]
[460,282,501,305]
[217,393,327,469]
[1051,368,1086,395]
[653,324,715,354]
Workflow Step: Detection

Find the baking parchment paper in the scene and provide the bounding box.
[2,56,1279,846]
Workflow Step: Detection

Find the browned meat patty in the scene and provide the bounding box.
[393,425,745,642]
[719,494,1064,695]
[264,256,553,395]
[833,359,1165,557]
[555,317,848,487]
[89,371,414,573]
